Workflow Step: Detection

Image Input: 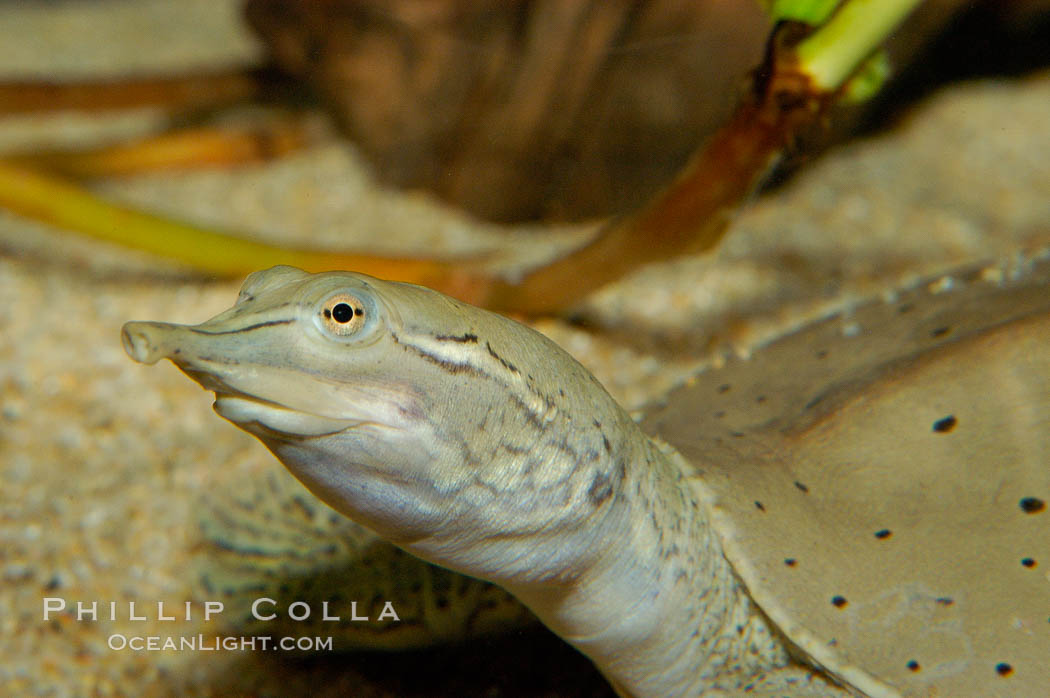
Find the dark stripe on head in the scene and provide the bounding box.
[189,318,295,336]
[485,341,520,374]
[390,332,487,377]
[434,333,479,344]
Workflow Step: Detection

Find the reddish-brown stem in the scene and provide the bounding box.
[477,27,830,313]
[0,67,267,114]
[5,121,312,178]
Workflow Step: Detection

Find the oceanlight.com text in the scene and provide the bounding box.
[107,634,334,652]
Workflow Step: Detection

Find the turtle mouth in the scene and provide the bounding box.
[213,393,362,437]
[177,368,361,437]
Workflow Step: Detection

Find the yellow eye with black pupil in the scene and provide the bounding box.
[319,293,367,336]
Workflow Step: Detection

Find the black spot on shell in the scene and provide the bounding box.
[754,501,766,512]
[930,326,951,338]
[996,663,1013,677]
[831,595,848,608]
[756,395,767,404]
[815,349,828,359]
[935,597,954,606]
[794,481,809,493]
[1022,558,1036,568]
[907,660,920,672]
[932,415,957,433]
[784,558,797,567]
[875,529,892,539]
[1020,497,1046,514]
[717,383,731,394]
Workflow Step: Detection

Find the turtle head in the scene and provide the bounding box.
[123,266,418,435]
[122,265,631,554]
[123,266,471,542]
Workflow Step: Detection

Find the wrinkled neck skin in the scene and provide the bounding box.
[265,394,784,697]
[121,266,784,697]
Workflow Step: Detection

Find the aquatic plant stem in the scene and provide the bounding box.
[0,159,483,293]
[5,122,311,178]
[796,0,923,91]
[0,68,263,114]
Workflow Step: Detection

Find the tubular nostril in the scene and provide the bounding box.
[122,323,151,364]
[121,322,164,364]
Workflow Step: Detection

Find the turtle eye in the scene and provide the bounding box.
[318,292,369,337]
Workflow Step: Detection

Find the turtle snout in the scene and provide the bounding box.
[121,321,180,365]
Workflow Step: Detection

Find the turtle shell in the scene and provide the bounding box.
[644,250,1050,696]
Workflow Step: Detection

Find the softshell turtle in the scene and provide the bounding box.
[121,250,1050,697]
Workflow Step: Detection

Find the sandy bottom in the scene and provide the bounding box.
[2,1,1049,696]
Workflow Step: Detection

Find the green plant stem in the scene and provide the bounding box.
[796,0,922,91]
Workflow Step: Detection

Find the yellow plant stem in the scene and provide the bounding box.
[0,159,481,292]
